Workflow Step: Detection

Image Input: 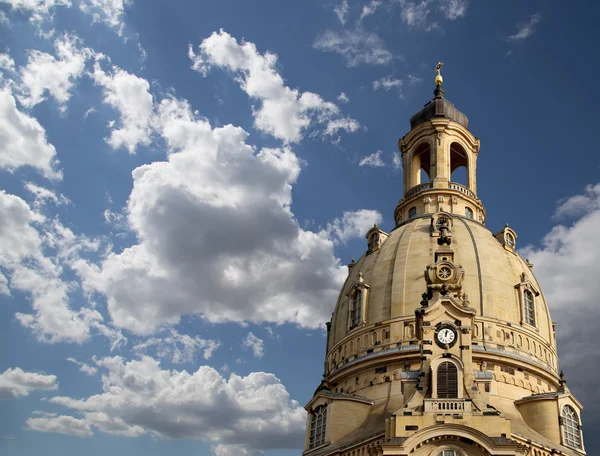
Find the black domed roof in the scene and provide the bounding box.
[409,85,469,130]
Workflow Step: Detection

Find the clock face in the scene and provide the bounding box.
[437,327,456,346]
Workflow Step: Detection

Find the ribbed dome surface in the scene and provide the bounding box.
[329,215,553,353]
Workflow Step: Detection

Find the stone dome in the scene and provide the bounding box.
[305,73,584,456]
[327,216,557,374]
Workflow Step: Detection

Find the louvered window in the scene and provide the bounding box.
[309,405,327,449]
[437,362,458,398]
[562,405,581,448]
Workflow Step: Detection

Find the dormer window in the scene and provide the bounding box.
[408,207,417,219]
[523,290,535,326]
[347,273,369,331]
[506,232,515,248]
[562,405,582,449]
[368,233,378,251]
[309,404,327,449]
[494,224,518,252]
[365,224,388,254]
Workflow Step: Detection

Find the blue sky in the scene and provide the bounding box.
[0,1,599,455]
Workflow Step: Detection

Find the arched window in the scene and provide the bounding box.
[309,404,327,448]
[562,405,581,448]
[464,207,473,219]
[408,207,417,219]
[350,290,362,328]
[437,362,458,398]
[524,290,535,326]
[436,450,462,456]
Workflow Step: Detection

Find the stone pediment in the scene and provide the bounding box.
[417,296,476,321]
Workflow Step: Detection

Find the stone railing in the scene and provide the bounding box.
[424,398,471,413]
[448,182,475,199]
[403,182,432,199]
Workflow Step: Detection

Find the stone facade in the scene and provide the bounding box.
[303,81,585,456]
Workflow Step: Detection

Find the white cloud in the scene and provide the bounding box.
[91,61,154,153]
[520,183,600,408]
[48,356,306,450]
[337,92,349,103]
[0,191,124,345]
[84,412,144,437]
[313,28,394,67]
[242,332,264,358]
[133,329,221,363]
[0,0,71,24]
[190,30,357,143]
[508,13,541,41]
[17,34,93,111]
[66,358,98,376]
[71,94,351,334]
[79,0,131,36]
[0,367,58,399]
[392,151,402,169]
[26,414,92,437]
[399,0,431,27]
[0,88,62,179]
[439,0,468,20]
[359,150,386,168]
[333,0,349,25]
[320,209,383,245]
[407,74,423,85]
[0,10,8,23]
[25,182,70,208]
[359,0,381,20]
[373,75,403,96]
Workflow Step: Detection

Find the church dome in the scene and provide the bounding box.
[304,66,585,456]
[328,217,557,373]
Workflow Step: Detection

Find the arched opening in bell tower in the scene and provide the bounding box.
[411,142,431,187]
[450,142,469,188]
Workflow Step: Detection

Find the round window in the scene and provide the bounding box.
[437,266,452,280]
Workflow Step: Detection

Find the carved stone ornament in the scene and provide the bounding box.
[424,262,464,294]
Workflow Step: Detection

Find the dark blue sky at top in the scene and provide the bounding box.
[0,0,599,455]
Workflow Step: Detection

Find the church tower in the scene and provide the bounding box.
[303,64,585,456]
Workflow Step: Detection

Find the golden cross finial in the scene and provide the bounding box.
[435,62,443,86]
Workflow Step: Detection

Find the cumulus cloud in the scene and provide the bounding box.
[333,0,349,25]
[26,413,93,437]
[520,183,600,410]
[359,150,386,167]
[133,329,221,363]
[17,33,93,111]
[242,332,264,358]
[79,0,132,36]
[0,367,57,399]
[0,191,124,345]
[337,92,349,103]
[0,88,62,179]
[189,30,358,143]
[508,13,541,42]
[91,61,154,153]
[66,358,98,376]
[71,92,359,334]
[313,28,394,67]
[47,356,306,450]
[320,209,383,245]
